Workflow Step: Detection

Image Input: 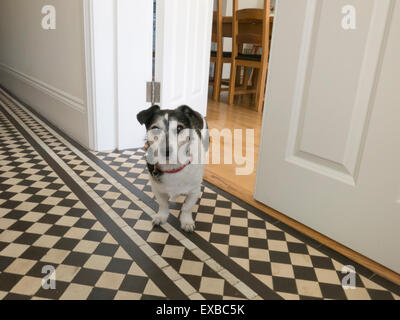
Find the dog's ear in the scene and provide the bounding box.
[137,105,161,128]
[178,105,209,151]
[177,105,204,129]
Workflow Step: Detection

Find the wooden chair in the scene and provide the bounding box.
[228,0,271,112]
[210,0,233,101]
[209,0,223,101]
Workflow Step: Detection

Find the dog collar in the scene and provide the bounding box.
[156,158,193,174]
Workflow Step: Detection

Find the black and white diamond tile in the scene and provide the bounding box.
[93,148,400,300]
[0,94,254,300]
[1,90,258,300]
[0,106,165,300]
[0,88,399,300]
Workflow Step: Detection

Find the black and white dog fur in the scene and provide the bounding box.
[137,105,209,232]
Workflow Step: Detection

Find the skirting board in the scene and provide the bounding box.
[0,65,89,148]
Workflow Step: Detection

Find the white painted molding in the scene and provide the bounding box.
[82,0,118,152]
[0,62,86,114]
[113,0,119,150]
[83,0,98,150]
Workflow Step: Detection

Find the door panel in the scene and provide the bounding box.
[255,0,400,272]
[155,0,213,115]
[286,0,388,185]
[117,0,153,150]
[297,0,373,167]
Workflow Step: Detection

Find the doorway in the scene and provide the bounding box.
[204,94,263,199]
[204,0,275,201]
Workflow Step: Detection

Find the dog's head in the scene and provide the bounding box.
[137,105,208,168]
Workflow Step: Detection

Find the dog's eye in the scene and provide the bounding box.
[177,125,184,133]
[150,126,160,130]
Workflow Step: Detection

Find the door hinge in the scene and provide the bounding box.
[146,81,160,104]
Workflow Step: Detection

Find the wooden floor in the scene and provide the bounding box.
[204,93,400,286]
[205,93,262,198]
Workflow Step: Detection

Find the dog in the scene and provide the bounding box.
[137,105,209,232]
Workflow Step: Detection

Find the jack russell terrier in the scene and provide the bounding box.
[137,105,209,232]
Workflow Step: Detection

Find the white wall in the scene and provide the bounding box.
[0,0,89,146]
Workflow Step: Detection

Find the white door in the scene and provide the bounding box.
[155,0,213,116]
[84,0,153,151]
[255,0,400,272]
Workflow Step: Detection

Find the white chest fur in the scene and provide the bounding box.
[151,163,205,199]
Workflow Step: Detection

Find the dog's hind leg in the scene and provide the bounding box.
[180,187,200,232]
[152,190,170,226]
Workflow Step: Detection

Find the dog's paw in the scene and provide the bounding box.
[180,217,195,232]
[152,213,168,226]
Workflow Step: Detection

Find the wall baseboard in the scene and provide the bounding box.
[0,66,89,147]
[0,63,86,114]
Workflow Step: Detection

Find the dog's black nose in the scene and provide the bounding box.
[160,146,169,160]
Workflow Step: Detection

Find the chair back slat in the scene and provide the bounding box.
[236,8,264,22]
[228,0,272,112]
[232,0,271,54]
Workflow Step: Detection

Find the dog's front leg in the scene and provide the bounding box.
[152,190,169,226]
[180,187,200,232]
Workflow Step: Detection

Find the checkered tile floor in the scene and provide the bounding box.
[0,87,399,300]
[95,149,400,300]
[0,108,165,300]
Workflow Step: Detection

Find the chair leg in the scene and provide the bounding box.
[213,57,222,101]
[255,65,268,112]
[242,67,250,89]
[210,62,215,95]
[248,67,255,87]
[228,62,237,105]
[237,66,244,86]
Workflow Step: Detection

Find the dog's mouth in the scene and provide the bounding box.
[155,157,193,174]
[144,139,193,175]
[152,152,192,169]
